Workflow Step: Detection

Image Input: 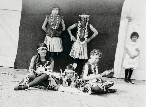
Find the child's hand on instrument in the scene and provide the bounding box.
[101,69,114,77]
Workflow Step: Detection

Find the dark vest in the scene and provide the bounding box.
[46,15,62,37]
[83,62,97,76]
[33,55,53,70]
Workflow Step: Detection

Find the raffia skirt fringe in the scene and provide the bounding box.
[44,36,63,52]
[70,41,88,59]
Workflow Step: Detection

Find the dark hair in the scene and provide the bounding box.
[35,43,50,64]
[50,4,61,11]
[37,43,48,50]
[130,32,139,39]
[79,13,89,22]
[66,64,74,70]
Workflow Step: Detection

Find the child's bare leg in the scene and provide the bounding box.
[91,85,103,93]
[28,72,36,81]
[14,73,48,90]
[18,72,36,85]
[28,73,48,87]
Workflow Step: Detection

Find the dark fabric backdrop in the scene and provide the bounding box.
[15,0,125,73]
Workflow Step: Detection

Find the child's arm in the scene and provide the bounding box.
[50,58,54,71]
[125,46,135,59]
[95,66,99,75]
[61,18,65,31]
[133,48,140,58]
[67,24,77,41]
[28,56,36,73]
[82,65,114,80]
[42,16,48,32]
[87,24,98,42]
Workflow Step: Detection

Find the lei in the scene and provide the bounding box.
[76,21,89,42]
[50,15,60,30]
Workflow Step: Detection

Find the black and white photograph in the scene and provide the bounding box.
[0,0,146,107]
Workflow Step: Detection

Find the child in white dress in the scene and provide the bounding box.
[123,32,140,84]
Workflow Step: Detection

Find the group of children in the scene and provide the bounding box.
[14,42,115,94]
[14,4,140,94]
[42,5,98,77]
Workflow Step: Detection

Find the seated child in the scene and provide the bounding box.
[14,43,60,91]
[76,49,116,94]
[61,64,77,87]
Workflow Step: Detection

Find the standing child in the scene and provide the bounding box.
[123,32,140,84]
[67,13,98,77]
[42,4,65,59]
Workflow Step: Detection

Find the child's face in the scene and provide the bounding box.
[80,17,88,24]
[66,72,74,78]
[51,8,59,15]
[38,47,47,57]
[131,36,138,42]
[81,17,86,22]
[90,55,100,64]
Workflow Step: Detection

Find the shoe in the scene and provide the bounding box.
[106,89,117,93]
[14,85,28,90]
[124,79,129,83]
[83,84,92,94]
[128,79,135,84]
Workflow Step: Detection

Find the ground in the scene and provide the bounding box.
[0,67,146,107]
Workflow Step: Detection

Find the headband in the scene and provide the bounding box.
[37,47,48,50]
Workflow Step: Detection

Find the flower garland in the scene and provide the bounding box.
[91,64,98,74]
[76,20,89,42]
[50,15,60,30]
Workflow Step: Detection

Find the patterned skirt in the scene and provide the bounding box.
[18,73,61,91]
[44,36,63,52]
[70,41,88,59]
[75,79,114,94]
[47,75,62,91]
